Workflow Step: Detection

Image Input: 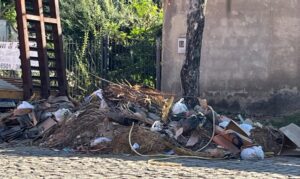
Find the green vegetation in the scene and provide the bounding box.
[266,112,300,128]
[0,0,162,95]
[60,0,162,92]
[60,0,162,42]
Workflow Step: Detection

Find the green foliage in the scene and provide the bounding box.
[107,40,156,87]
[61,0,162,91]
[74,32,91,91]
[0,0,162,95]
[60,0,162,43]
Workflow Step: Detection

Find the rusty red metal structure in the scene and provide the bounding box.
[15,0,67,100]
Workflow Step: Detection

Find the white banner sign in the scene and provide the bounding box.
[0,42,38,71]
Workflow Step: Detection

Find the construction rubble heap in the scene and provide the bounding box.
[1,83,300,160]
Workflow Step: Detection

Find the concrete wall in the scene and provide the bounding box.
[0,19,18,41]
[162,0,300,115]
[162,0,188,95]
[0,20,9,40]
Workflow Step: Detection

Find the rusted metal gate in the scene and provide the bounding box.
[15,0,67,100]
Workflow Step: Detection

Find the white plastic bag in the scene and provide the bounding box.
[219,121,230,128]
[90,137,112,147]
[17,101,34,109]
[151,121,163,132]
[172,98,188,115]
[53,108,72,123]
[239,124,253,136]
[85,89,108,109]
[241,146,264,160]
[132,143,140,150]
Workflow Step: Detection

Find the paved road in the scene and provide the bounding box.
[0,146,299,178]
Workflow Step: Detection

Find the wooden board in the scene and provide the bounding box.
[0,89,23,100]
[226,120,250,137]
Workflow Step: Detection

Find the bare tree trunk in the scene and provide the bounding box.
[181,0,207,107]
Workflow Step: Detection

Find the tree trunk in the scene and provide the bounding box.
[181,0,207,107]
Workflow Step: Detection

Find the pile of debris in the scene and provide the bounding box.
[1,83,300,160]
[0,96,75,143]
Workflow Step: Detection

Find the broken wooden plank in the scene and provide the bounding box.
[0,90,23,100]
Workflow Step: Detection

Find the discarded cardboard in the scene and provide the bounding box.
[213,134,240,154]
[186,130,200,147]
[224,129,253,147]
[1,82,299,160]
[280,123,300,148]
[280,123,300,156]
[13,109,32,116]
[226,120,250,137]
[38,118,57,134]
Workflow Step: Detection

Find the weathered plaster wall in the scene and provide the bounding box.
[162,0,188,94]
[162,0,300,115]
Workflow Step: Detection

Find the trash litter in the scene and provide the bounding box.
[279,123,300,156]
[226,120,250,137]
[186,131,200,147]
[241,146,264,160]
[0,95,75,142]
[151,121,163,132]
[239,124,253,136]
[213,134,240,154]
[132,143,140,150]
[90,137,112,147]
[237,114,245,123]
[219,121,229,128]
[251,126,283,155]
[53,108,72,123]
[243,118,254,125]
[17,101,34,109]
[172,98,188,115]
[0,81,296,161]
[280,123,300,148]
[164,150,175,155]
[85,89,108,109]
[219,115,231,122]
